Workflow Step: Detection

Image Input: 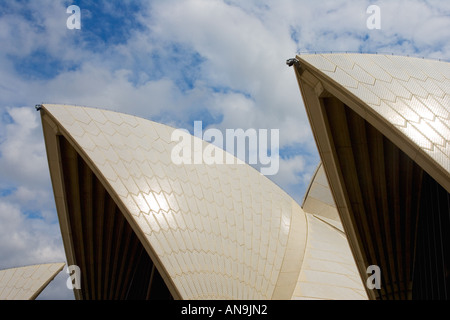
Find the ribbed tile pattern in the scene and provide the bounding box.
[302,163,341,224]
[292,214,367,300]
[43,104,305,300]
[298,54,450,175]
[298,163,367,299]
[0,263,65,300]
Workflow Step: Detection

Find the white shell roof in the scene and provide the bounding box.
[41,104,366,300]
[296,164,367,300]
[297,54,450,183]
[0,263,65,300]
[42,104,306,299]
[292,213,367,300]
[301,162,341,227]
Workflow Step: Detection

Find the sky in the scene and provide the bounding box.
[0,0,450,300]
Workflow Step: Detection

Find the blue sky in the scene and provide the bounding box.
[1,0,450,300]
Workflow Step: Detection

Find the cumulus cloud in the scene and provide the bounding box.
[0,201,63,267]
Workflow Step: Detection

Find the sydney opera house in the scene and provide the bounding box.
[2,53,449,300]
[36,101,367,300]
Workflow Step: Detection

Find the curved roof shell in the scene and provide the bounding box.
[296,162,366,300]
[296,53,450,191]
[40,104,309,300]
[0,263,65,300]
[40,104,365,300]
[293,53,450,300]
[302,162,340,224]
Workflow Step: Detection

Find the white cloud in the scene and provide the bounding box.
[272,155,305,185]
[0,198,72,300]
[0,107,50,189]
[0,200,64,269]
